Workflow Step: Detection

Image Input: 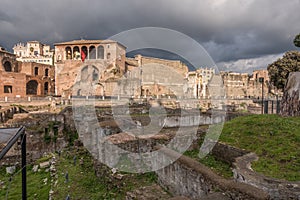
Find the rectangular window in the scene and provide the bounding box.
[34,67,39,75]
[4,85,12,93]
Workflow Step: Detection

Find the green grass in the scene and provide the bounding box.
[219,114,300,181]
[52,147,158,199]
[184,150,233,179]
[0,165,51,199]
[0,147,158,200]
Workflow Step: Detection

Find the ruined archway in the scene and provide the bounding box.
[26,80,38,95]
[3,61,12,72]
[92,66,99,81]
[81,66,89,82]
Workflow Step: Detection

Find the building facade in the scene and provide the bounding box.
[0,48,55,98]
[186,68,215,99]
[54,39,126,97]
[221,70,271,99]
[13,41,54,65]
[122,55,189,98]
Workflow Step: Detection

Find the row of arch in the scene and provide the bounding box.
[34,67,49,76]
[26,80,50,95]
[2,60,50,78]
[65,45,107,60]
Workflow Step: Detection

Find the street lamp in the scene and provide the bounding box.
[276,91,279,114]
[259,77,264,114]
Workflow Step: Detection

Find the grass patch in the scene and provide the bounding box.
[0,165,51,199]
[184,150,233,179]
[52,147,158,199]
[220,114,300,181]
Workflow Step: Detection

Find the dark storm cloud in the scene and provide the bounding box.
[0,0,299,70]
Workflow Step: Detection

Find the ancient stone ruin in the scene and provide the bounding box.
[281,72,300,116]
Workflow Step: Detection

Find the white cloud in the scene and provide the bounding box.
[0,0,299,73]
[217,53,284,73]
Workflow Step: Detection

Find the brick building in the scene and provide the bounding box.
[54,39,126,97]
[0,48,55,98]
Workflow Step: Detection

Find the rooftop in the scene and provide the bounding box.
[54,39,117,46]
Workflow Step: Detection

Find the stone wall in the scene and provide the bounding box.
[233,153,300,199]
[0,106,26,124]
[1,112,69,165]
[160,114,225,128]
[155,148,269,200]
[280,72,300,116]
[211,142,248,164]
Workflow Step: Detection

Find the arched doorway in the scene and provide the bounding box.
[77,89,81,96]
[34,67,39,75]
[3,61,12,72]
[73,46,80,60]
[45,68,49,77]
[65,46,72,60]
[89,46,96,59]
[97,46,104,59]
[26,80,38,95]
[44,82,49,95]
[81,46,88,61]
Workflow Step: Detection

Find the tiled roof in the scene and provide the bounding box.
[54,39,116,46]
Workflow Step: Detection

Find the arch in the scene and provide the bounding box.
[73,46,80,60]
[89,46,96,59]
[81,46,88,61]
[65,46,72,60]
[3,61,12,72]
[77,89,81,96]
[34,67,39,75]
[44,82,49,95]
[26,80,38,95]
[45,68,49,77]
[97,45,104,59]
[81,66,89,82]
[92,66,99,81]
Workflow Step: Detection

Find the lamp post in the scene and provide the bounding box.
[276,92,279,114]
[259,77,264,114]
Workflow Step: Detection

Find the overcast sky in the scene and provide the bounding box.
[0,0,299,72]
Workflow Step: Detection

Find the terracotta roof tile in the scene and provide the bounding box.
[54,39,116,46]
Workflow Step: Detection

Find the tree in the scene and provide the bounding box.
[294,34,300,47]
[267,51,300,90]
